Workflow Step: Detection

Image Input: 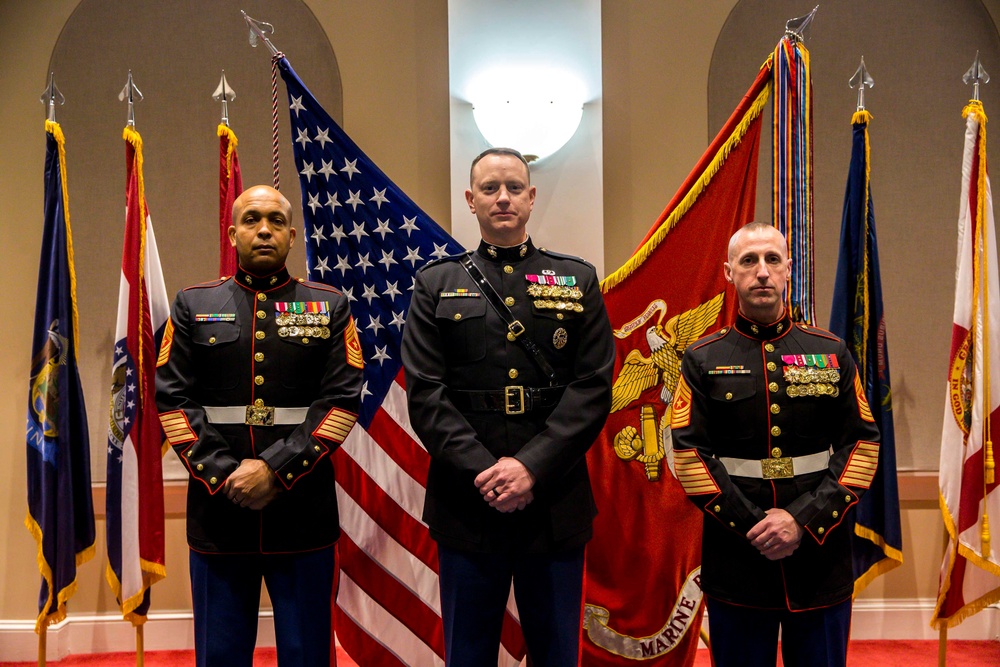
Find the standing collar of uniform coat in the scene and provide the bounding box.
[476,237,535,263]
[234,265,292,292]
[733,310,793,341]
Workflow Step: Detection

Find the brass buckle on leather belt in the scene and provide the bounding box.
[245,404,275,426]
[507,320,525,339]
[504,386,525,415]
[761,457,794,479]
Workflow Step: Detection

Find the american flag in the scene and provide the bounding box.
[278,57,526,665]
[105,125,168,624]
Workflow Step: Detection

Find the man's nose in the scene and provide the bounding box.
[755,260,769,278]
[496,187,511,204]
[257,220,273,236]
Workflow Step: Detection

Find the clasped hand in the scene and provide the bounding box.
[474,457,535,513]
[223,459,279,510]
[747,508,804,560]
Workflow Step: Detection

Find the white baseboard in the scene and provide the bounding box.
[1,600,996,662]
[0,611,275,662]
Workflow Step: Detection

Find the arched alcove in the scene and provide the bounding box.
[709,0,1000,470]
[47,0,343,479]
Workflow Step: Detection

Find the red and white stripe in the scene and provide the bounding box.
[334,375,525,665]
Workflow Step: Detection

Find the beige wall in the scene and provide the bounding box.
[0,0,994,634]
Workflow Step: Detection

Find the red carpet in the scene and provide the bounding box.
[1,641,997,665]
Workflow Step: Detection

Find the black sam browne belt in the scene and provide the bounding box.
[449,385,566,415]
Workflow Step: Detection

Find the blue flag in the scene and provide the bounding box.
[829,110,903,592]
[278,57,526,665]
[25,120,96,631]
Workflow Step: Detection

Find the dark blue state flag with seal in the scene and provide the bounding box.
[828,109,903,593]
[25,119,96,632]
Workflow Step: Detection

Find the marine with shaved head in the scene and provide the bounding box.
[156,185,362,667]
[671,222,880,667]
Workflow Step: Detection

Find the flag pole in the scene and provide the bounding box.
[938,624,947,667]
[37,624,46,666]
[136,625,144,667]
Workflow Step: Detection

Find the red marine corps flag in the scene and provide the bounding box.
[932,95,1000,629]
[582,62,771,664]
[217,122,242,278]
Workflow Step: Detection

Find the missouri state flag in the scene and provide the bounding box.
[105,125,169,624]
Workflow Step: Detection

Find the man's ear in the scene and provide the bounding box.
[465,189,475,214]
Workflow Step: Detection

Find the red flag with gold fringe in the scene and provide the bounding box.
[582,61,771,664]
[218,123,242,278]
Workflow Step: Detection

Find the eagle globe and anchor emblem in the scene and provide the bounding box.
[609,293,725,481]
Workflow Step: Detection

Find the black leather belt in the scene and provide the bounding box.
[450,386,566,415]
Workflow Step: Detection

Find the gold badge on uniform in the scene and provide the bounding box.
[553,327,568,349]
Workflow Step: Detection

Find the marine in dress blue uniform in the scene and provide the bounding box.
[156,186,363,667]
[671,223,880,667]
[401,149,614,666]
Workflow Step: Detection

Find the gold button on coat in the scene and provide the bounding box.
[503,265,514,274]
[767,362,777,372]
[286,473,294,480]
[454,313,462,320]
[713,505,721,513]
[770,404,780,414]
[257,293,267,301]
[771,447,782,458]
[504,297,515,306]
[254,352,264,362]
[255,375,264,385]
[256,331,266,340]
[302,460,310,467]
[832,511,839,518]
[508,369,519,379]
[556,313,564,320]
[210,477,218,485]
[729,522,736,528]
[725,392,733,400]
[769,382,779,392]
[845,495,852,502]
[314,446,322,452]
[817,527,825,535]
[256,310,266,319]
[770,426,781,436]
[765,343,775,352]
[302,338,310,344]
[208,336,216,344]
[196,464,204,471]
[254,398,264,406]
[507,332,516,341]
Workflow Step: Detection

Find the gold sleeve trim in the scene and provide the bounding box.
[839,440,880,489]
[159,409,197,446]
[674,449,719,495]
[313,407,359,444]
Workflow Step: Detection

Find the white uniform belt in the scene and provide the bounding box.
[719,450,831,479]
[204,406,308,425]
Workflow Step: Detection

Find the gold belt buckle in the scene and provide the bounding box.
[761,456,794,479]
[507,320,525,339]
[245,404,275,426]
[504,386,525,415]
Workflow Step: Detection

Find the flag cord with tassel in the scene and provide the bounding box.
[269,52,285,190]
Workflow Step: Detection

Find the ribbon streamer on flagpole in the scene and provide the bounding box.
[772,7,817,324]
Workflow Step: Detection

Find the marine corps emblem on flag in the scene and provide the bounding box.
[609,294,724,481]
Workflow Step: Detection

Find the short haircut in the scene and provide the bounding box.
[469,147,531,185]
[727,221,784,261]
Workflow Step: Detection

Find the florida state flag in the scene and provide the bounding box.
[582,62,771,664]
[932,99,1000,628]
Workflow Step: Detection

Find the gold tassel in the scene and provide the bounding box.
[987,438,995,485]
[982,513,991,555]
